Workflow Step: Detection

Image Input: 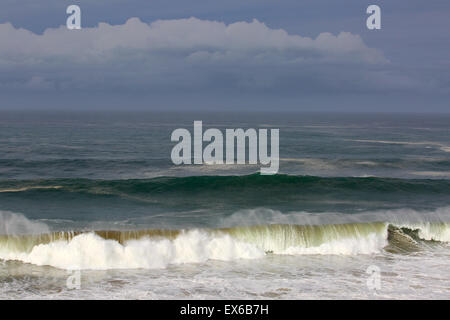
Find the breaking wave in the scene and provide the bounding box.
[0,219,448,270]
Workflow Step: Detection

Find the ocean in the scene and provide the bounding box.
[0,111,449,299]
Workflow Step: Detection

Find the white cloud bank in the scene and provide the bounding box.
[0,17,426,108]
[0,17,386,62]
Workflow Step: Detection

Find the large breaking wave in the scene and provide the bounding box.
[0,214,448,270]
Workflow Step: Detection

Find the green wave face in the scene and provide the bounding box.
[1,174,450,213]
[2,174,450,194]
[1,222,448,257]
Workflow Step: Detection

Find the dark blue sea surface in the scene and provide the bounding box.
[0,111,449,229]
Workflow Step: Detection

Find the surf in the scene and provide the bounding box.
[1,174,450,210]
[0,221,448,270]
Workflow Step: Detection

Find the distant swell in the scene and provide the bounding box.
[0,221,448,270]
[1,174,449,208]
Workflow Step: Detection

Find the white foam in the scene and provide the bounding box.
[411,171,450,178]
[0,230,265,270]
[0,186,63,193]
[0,226,391,270]
[397,222,450,242]
[220,207,450,229]
[1,207,449,270]
[351,139,450,153]
[282,232,387,255]
[0,211,49,235]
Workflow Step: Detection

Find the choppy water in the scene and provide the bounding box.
[0,111,449,299]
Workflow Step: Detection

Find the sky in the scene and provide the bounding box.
[0,0,449,112]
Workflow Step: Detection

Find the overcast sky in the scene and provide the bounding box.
[1,0,449,112]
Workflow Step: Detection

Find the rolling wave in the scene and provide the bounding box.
[0,221,448,270]
[1,174,449,198]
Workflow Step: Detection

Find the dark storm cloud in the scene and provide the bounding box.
[0,0,449,111]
